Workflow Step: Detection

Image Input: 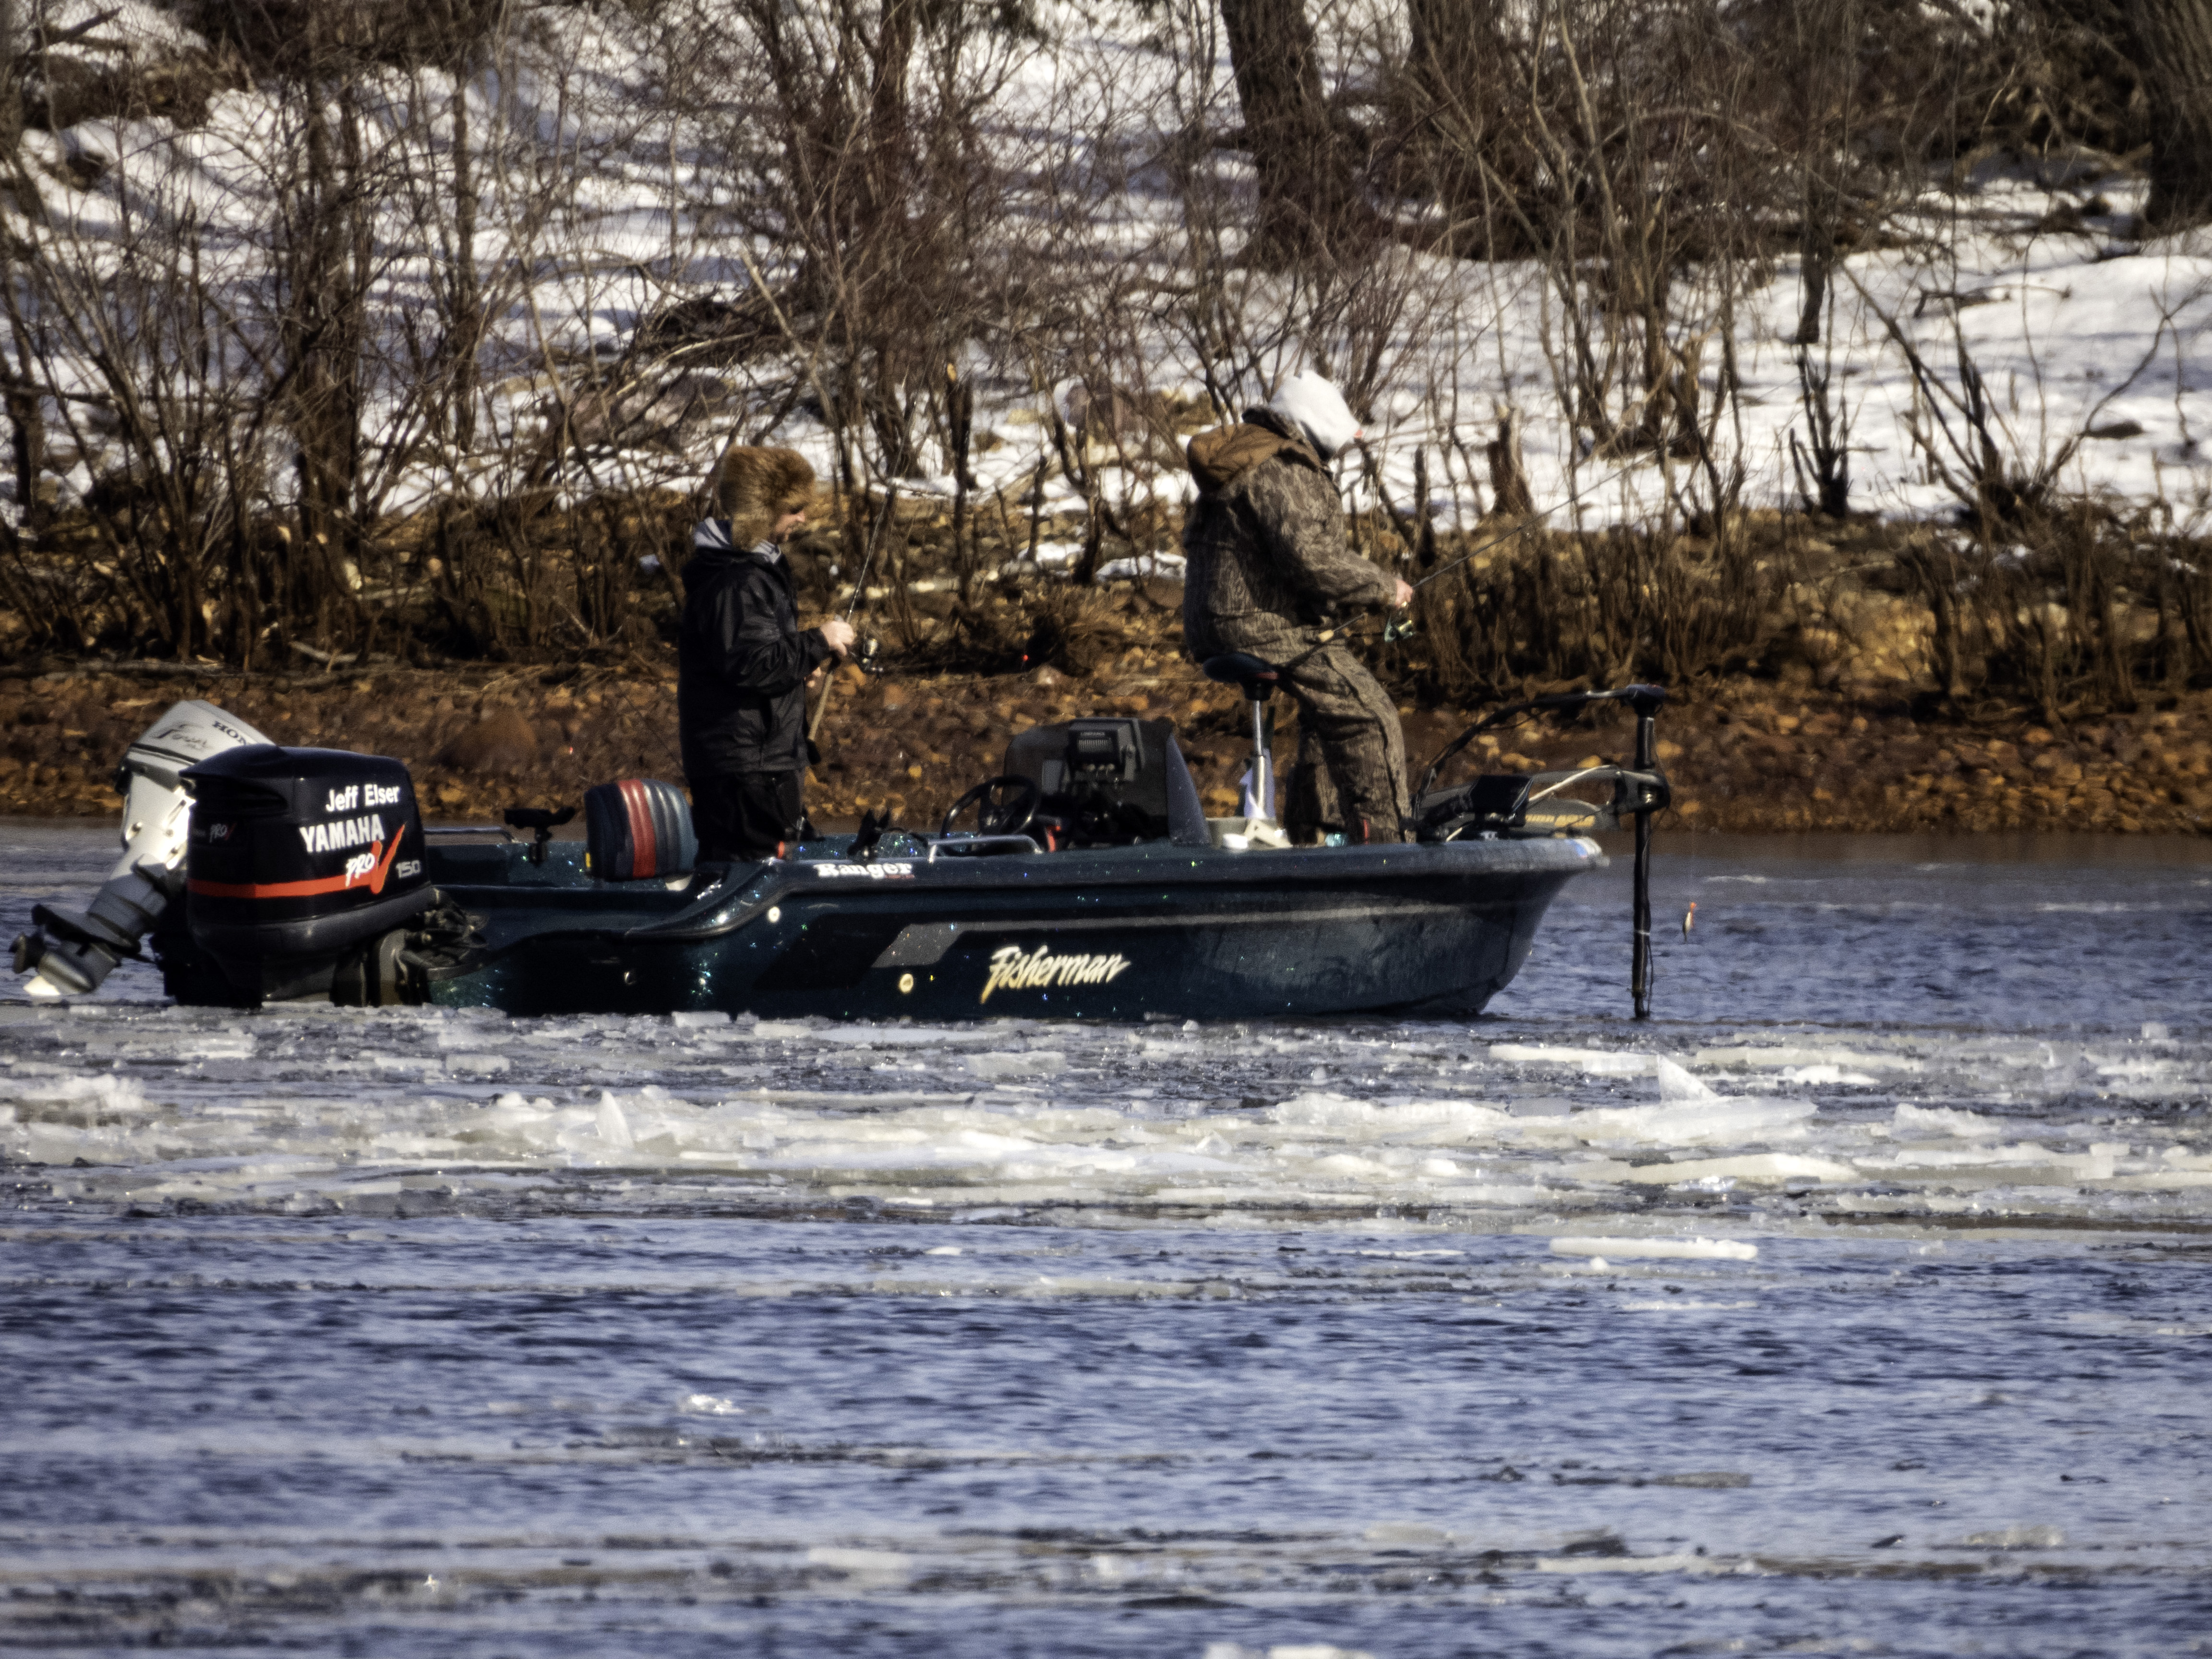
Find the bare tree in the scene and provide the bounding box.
[1216,0,1363,267]
[2123,0,2212,229]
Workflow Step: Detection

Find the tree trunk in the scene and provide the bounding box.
[2125,0,2212,229]
[0,0,44,542]
[448,60,481,451]
[283,36,371,652]
[1400,0,1507,159]
[1786,0,1860,345]
[1217,0,1360,267]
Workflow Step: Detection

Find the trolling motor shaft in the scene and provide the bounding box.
[1627,685,1664,1020]
[1410,682,1670,1018]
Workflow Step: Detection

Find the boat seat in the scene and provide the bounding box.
[583,779,697,880]
[1202,653,1282,702]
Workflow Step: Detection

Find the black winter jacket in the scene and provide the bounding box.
[677,527,829,780]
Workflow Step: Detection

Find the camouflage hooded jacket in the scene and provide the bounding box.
[1179,408,1395,660]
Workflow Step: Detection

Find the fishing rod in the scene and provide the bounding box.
[1272,449,1654,668]
[1407,449,1651,595]
[806,451,902,743]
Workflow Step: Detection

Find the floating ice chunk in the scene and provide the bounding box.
[819,1025,998,1048]
[967,1051,1067,1079]
[1490,1044,1653,1076]
[4,1073,149,1120]
[1693,1045,1923,1074]
[1272,1092,1512,1136]
[1777,1064,1877,1085]
[1551,1236,1758,1261]
[679,1393,742,1415]
[1559,1097,1815,1148]
[1655,1058,1715,1102]
[1507,1096,1572,1118]
[435,1021,508,1048]
[1894,1104,2006,1138]
[1855,1142,2120,1181]
[1959,1525,2064,1550]
[670,1011,729,1028]
[596,1093,634,1150]
[1534,1551,1724,1575]
[445,1053,510,1076]
[1626,1153,1856,1186]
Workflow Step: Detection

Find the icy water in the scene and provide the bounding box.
[3,823,2210,1658]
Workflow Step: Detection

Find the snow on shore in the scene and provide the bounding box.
[7,0,2209,547]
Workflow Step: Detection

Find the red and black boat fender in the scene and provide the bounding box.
[182,745,433,1000]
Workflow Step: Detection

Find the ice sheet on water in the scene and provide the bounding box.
[1550,1097,1818,1148]
[1551,1237,1759,1261]
[1490,1043,1656,1076]
[1654,1058,1715,1102]
[2,1001,2206,1231]
[1894,1104,2009,1139]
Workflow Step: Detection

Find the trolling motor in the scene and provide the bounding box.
[1413,685,1671,1019]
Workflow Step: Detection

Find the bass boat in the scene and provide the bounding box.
[11,669,1669,1021]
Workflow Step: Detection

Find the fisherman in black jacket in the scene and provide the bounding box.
[678,445,854,861]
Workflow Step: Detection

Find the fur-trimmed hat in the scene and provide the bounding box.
[711,445,816,546]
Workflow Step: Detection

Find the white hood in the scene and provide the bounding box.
[1269,372,1362,460]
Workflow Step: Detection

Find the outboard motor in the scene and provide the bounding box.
[182,746,433,1002]
[12,699,275,998]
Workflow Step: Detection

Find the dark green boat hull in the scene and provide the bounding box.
[392,833,1601,1021]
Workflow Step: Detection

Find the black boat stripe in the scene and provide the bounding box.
[868,901,1463,969]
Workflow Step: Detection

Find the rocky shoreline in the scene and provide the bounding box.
[4,657,2207,839]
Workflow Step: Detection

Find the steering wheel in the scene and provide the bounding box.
[940,775,1040,838]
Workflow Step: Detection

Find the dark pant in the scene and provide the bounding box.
[689,770,804,862]
[1273,642,1409,843]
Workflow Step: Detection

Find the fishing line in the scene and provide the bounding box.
[1406,451,1649,595]
[1272,449,1654,668]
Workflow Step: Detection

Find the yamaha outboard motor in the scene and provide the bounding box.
[182,746,433,1002]
[12,699,276,998]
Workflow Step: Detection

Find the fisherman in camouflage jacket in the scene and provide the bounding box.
[1180,373,1413,842]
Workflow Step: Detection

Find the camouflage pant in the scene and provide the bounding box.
[1272,641,1409,843]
